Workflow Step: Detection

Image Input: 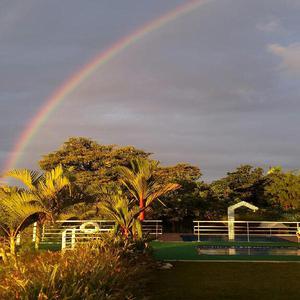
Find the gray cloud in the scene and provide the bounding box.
[1,0,300,180]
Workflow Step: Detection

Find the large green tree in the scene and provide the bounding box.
[210,165,264,204]
[208,165,267,219]
[39,137,150,192]
[264,170,300,212]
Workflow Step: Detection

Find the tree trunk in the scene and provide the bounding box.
[139,197,145,221]
[9,236,16,257]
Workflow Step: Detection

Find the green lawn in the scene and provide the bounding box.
[148,262,300,300]
[152,241,300,261]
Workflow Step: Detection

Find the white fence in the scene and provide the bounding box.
[36,219,162,249]
[193,221,300,242]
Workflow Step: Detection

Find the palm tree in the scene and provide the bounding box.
[5,165,71,248]
[0,186,47,257]
[6,165,71,216]
[101,192,142,239]
[117,158,180,221]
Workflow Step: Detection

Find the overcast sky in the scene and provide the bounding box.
[1,0,300,181]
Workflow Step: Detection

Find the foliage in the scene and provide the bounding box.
[155,163,201,183]
[264,170,300,211]
[2,165,73,252]
[0,185,47,256]
[39,138,196,209]
[117,158,180,221]
[151,181,209,231]
[149,164,205,230]
[100,190,143,240]
[39,137,150,192]
[5,165,71,218]
[208,165,266,218]
[0,239,153,300]
[210,165,264,204]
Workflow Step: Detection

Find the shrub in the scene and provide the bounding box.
[0,239,153,299]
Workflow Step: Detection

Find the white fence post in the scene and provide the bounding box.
[32,222,37,242]
[197,221,200,242]
[246,222,250,242]
[71,228,76,249]
[61,229,66,250]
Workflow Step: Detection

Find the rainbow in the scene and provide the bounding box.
[4,0,209,172]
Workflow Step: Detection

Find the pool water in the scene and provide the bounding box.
[197,245,300,256]
[182,235,287,243]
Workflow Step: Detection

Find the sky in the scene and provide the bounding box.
[1,0,300,181]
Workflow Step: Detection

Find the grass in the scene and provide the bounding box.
[152,241,300,261]
[147,262,300,300]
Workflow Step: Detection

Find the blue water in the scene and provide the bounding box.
[182,235,286,243]
[197,245,300,256]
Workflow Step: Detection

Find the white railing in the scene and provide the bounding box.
[193,221,300,242]
[141,220,163,237]
[34,219,162,249]
[39,220,115,245]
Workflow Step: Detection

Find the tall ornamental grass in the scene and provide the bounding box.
[0,239,152,300]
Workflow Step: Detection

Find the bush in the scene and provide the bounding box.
[0,239,153,299]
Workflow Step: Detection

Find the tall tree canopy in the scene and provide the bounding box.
[39,137,150,190]
[210,165,264,205]
[40,137,200,191]
[264,170,300,211]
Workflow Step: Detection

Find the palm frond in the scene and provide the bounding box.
[5,169,42,190]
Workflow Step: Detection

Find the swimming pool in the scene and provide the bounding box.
[182,234,292,243]
[197,245,300,256]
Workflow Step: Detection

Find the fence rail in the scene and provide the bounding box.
[193,221,300,242]
[35,219,162,249]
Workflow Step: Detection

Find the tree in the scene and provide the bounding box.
[155,163,201,183]
[117,158,180,221]
[0,186,47,257]
[5,165,72,249]
[264,170,300,211]
[210,165,265,207]
[101,191,142,240]
[39,137,150,192]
